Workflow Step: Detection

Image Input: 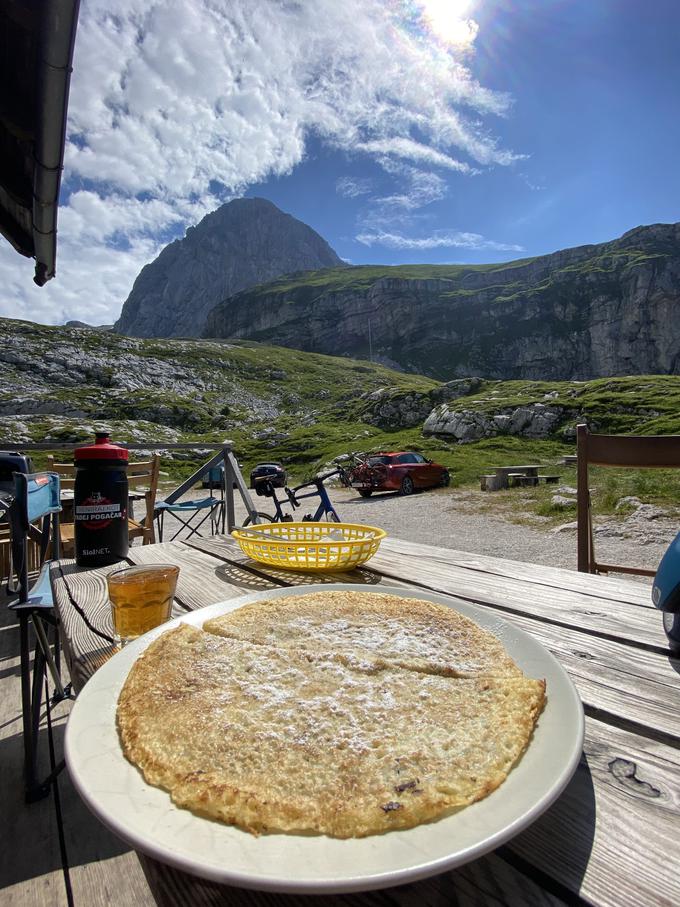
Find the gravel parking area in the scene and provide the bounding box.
[328,487,675,581]
[158,483,677,584]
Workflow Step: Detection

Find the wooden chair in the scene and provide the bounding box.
[45,457,76,556]
[576,424,680,575]
[127,455,160,545]
[46,454,160,553]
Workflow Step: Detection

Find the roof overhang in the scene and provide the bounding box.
[0,0,80,286]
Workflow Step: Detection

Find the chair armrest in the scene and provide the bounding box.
[9,561,54,611]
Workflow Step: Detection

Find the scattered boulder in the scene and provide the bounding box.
[423,403,564,441]
[551,495,576,507]
[430,377,483,404]
[552,521,578,533]
[628,503,665,521]
[506,404,563,438]
[616,496,642,511]
[253,428,290,441]
[424,409,495,441]
[360,388,432,429]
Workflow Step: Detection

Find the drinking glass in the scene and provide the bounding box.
[107,564,179,647]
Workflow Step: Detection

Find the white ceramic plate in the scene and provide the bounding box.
[65,583,584,894]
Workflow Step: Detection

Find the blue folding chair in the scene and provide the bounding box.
[7,472,72,801]
[154,495,223,542]
[154,455,225,542]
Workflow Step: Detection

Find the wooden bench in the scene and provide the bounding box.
[515,474,561,487]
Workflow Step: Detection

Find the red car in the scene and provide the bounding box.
[348,451,450,497]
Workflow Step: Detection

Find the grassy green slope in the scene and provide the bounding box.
[219,230,669,308]
[2,318,680,510]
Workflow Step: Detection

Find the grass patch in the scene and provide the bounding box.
[4,316,680,515]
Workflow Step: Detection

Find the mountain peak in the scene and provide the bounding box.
[114,198,342,338]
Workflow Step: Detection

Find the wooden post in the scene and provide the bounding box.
[222,445,235,534]
[576,424,591,572]
[226,451,259,525]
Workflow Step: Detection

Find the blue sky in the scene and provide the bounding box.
[1,0,679,325]
[248,0,680,266]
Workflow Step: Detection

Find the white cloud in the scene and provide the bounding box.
[356,138,476,174]
[0,0,520,325]
[373,165,448,210]
[355,229,525,252]
[336,177,374,198]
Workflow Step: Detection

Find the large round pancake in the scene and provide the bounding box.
[203,590,522,678]
[118,612,545,838]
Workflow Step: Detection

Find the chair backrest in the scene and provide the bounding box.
[576,424,680,575]
[16,472,61,529]
[45,456,76,489]
[9,472,61,603]
[128,455,160,532]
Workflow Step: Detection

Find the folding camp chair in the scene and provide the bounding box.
[7,472,72,801]
[154,495,223,542]
[154,454,225,542]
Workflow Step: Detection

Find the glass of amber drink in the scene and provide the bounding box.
[107,564,179,647]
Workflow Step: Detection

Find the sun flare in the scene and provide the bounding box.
[419,0,479,47]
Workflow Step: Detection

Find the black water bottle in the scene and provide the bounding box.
[74,432,129,567]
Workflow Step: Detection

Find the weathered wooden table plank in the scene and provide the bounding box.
[191,534,666,647]
[508,715,680,907]
[192,533,660,638]
[138,848,569,907]
[378,537,654,607]
[368,541,667,650]
[50,560,124,692]
[498,609,680,743]
[127,542,278,609]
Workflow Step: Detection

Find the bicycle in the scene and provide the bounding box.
[243,460,351,525]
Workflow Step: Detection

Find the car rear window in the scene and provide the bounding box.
[367,456,391,465]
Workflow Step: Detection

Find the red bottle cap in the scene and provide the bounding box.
[74,431,129,461]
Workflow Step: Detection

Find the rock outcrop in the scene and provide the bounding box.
[423,403,564,441]
[204,222,680,381]
[114,198,343,338]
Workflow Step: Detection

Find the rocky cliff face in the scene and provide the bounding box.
[204,223,680,381]
[114,198,343,338]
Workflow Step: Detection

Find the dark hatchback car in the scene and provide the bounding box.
[348,451,450,497]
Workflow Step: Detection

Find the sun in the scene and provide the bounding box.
[419,0,479,47]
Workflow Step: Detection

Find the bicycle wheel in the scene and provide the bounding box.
[242,512,275,526]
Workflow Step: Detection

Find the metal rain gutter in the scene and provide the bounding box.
[32,0,80,286]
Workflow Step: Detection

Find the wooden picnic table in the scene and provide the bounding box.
[482,465,561,490]
[48,535,680,907]
[490,464,543,476]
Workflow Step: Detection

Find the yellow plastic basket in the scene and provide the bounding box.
[231,522,387,572]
